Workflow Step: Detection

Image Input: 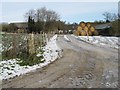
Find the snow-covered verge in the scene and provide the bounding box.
[0,34,62,80]
[72,35,119,49]
[0,58,43,80]
[42,34,62,62]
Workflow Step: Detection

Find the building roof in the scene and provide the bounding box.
[10,22,28,28]
[94,23,111,30]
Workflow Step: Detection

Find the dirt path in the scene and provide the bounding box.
[2,35,118,88]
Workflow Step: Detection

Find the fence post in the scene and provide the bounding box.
[28,33,35,55]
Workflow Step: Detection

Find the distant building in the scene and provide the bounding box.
[94,23,111,36]
[10,23,28,33]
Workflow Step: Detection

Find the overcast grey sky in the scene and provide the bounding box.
[1,2,118,23]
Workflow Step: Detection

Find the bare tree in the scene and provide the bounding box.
[24,7,60,32]
[24,9,36,21]
[103,12,112,22]
[25,7,60,22]
[103,12,118,22]
[36,7,47,22]
[112,13,118,20]
[46,10,60,21]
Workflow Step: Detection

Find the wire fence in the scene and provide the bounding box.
[1,33,53,61]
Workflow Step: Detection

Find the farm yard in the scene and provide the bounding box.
[1,2,119,88]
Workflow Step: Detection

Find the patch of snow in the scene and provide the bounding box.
[101,70,118,88]
[43,34,62,63]
[0,58,42,80]
[36,53,42,57]
[0,44,3,54]
[64,35,70,42]
[72,35,118,49]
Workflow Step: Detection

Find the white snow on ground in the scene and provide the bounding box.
[0,43,4,55]
[42,34,62,62]
[64,35,70,42]
[0,58,43,80]
[0,34,62,80]
[72,35,119,49]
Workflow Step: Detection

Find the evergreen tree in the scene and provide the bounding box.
[28,16,32,33]
[31,18,35,33]
[28,16,35,33]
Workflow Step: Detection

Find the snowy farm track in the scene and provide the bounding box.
[2,35,118,88]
